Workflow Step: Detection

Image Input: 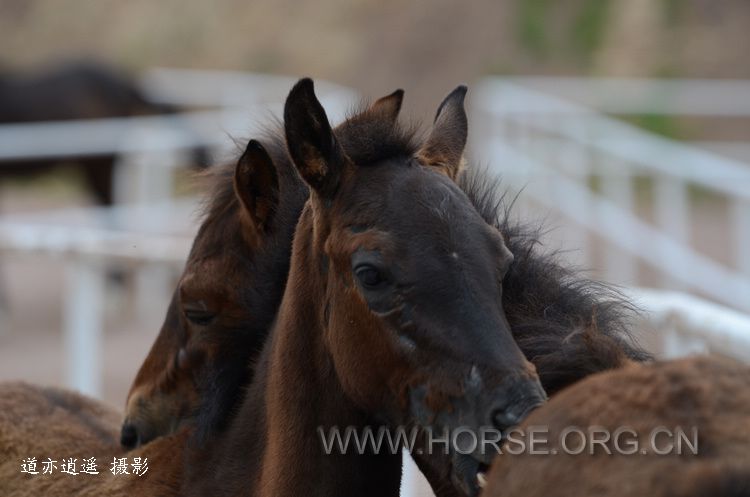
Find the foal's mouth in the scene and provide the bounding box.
[452,453,491,497]
[452,400,546,496]
[475,461,490,490]
[477,464,489,489]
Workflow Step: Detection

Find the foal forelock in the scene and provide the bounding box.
[335,102,420,166]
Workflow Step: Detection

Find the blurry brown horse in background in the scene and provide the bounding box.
[483,355,750,497]
[0,60,208,205]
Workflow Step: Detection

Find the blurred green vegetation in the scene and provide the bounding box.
[571,0,610,62]
[662,0,685,26]
[516,0,611,63]
[518,0,550,58]
[623,113,681,140]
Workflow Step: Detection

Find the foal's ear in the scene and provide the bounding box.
[370,89,404,122]
[234,139,279,236]
[418,85,468,179]
[284,78,347,198]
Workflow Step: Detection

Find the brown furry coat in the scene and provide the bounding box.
[484,355,750,497]
[0,382,186,496]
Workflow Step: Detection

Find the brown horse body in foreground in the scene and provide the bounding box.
[0,82,646,496]
[0,382,188,496]
[483,355,750,497]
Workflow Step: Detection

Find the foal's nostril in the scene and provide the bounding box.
[491,409,521,432]
[120,423,139,449]
[492,401,544,432]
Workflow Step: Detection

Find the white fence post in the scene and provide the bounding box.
[400,451,435,497]
[113,131,182,205]
[662,328,709,359]
[114,133,184,324]
[63,259,105,397]
[653,175,690,289]
[599,164,637,284]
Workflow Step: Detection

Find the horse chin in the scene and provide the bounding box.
[451,452,489,497]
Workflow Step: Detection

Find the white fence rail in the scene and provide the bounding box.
[490,77,750,116]
[470,77,750,314]
[629,288,750,362]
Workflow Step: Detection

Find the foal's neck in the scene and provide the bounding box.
[258,211,402,497]
[185,210,402,497]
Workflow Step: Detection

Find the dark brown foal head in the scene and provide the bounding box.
[121,134,307,449]
[284,79,546,495]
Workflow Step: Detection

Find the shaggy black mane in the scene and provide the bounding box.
[458,167,651,394]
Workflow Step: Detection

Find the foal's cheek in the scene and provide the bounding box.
[325,306,396,409]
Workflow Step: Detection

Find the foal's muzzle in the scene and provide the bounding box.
[120,422,139,449]
[411,373,546,497]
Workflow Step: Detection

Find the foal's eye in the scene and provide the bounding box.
[183,307,216,326]
[355,264,385,289]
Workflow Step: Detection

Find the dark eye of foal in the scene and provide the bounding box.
[355,264,386,289]
[183,308,216,327]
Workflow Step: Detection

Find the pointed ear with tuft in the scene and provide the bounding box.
[234,139,279,237]
[418,85,468,180]
[369,89,404,123]
[283,78,347,198]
